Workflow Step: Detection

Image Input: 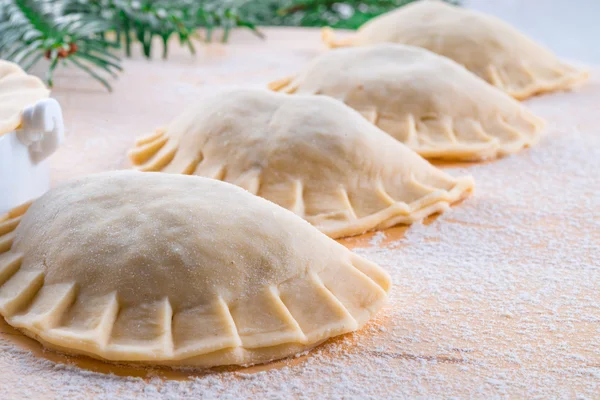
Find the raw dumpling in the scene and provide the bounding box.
[128,89,474,238]
[0,171,391,367]
[0,60,50,136]
[321,0,588,99]
[269,45,544,161]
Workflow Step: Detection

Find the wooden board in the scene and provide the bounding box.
[0,27,598,399]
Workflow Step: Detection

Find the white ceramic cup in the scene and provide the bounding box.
[0,98,64,213]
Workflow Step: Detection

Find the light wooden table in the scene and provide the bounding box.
[1,28,598,399]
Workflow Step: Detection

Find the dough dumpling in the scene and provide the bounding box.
[269,45,544,161]
[128,89,474,238]
[0,60,49,136]
[322,0,587,99]
[0,171,390,367]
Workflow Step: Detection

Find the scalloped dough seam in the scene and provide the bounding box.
[320,28,588,100]
[129,129,475,236]
[314,176,474,238]
[268,77,545,161]
[0,202,389,367]
[485,63,589,100]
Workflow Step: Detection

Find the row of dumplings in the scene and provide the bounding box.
[129,0,587,239]
[0,1,586,369]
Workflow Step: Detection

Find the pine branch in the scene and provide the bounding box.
[0,0,120,90]
[0,0,262,91]
[67,0,264,58]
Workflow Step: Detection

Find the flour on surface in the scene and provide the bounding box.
[2,30,598,400]
[369,232,387,246]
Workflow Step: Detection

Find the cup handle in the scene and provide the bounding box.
[16,98,65,164]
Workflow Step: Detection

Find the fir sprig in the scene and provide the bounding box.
[68,1,263,59]
[0,0,120,90]
[0,0,262,90]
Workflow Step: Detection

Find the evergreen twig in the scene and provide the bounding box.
[0,0,120,90]
[0,0,263,90]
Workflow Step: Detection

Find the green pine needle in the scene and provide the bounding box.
[0,0,120,89]
[0,0,263,90]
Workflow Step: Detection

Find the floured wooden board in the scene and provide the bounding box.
[1,28,598,399]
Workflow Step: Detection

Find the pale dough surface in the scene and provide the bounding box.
[270,44,544,161]
[322,0,588,99]
[0,171,390,367]
[0,60,50,136]
[128,89,474,238]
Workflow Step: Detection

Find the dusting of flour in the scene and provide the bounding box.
[369,232,387,246]
[2,33,598,399]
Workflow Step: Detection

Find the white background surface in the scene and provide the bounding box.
[467,0,600,64]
